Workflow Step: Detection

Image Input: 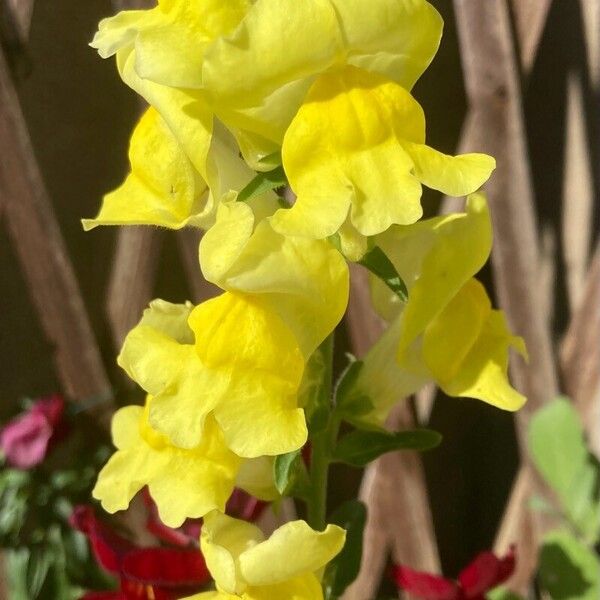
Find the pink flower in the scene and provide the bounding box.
[0,395,65,469]
[393,546,516,600]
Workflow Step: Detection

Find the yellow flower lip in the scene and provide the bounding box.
[271,66,495,243]
[198,511,346,597]
[92,403,241,528]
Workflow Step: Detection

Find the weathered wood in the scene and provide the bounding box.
[562,72,595,311]
[560,242,600,456]
[0,46,112,407]
[343,265,440,600]
[6,0,34,38]
[581,0,600,88]
[106,226,163,348]
[510,0,552,74]
[176,229,219,303]
[453,0,559,591]
[0,0,34,54]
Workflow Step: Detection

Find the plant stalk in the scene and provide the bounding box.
[307,335,336,530]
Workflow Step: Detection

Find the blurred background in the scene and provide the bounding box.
[0,0,598,598]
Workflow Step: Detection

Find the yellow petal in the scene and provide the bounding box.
[93,445,166,514]
[422,278,491,381]
[118,47,213,182]
[201,201,349,358]
[423,280,527,411]
[134,0,250,89]
[90,9,159,59]
[273,66,426,239]
[394,192,493,356]
[239,521,345,586]
[111,405,143,451]
[148,415,241,527]
[83,108,206,230]
[94,406,240,527]
[118,317,220,450]
[201,511,265,595]
[401,141,496,197]
[180,593,227,600]
[333,0,443,89]
[137,299,194,344]
[235,457,279,501]
[190,293,307,457]
[245,574,324,600]
[203,0,342,105]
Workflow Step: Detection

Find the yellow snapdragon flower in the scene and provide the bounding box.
[90,0,254,211]
[202,0,444,167]
[270,66,495,243]
[353,193,526,424]
[200,200,349,358]
[92,0,442,170]
[92,400,240,528]
[183,511,346,600]
[118,296,306,458]
[82,108,267,230]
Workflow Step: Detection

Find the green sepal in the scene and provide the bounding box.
[358,245,408,302]
[273,449,310,500]
[300,346,331,434]
[322,501,367,600]
[237,165,287,202]
[333,359,374,419]
[257,151,283,170]
[332,429,441,467]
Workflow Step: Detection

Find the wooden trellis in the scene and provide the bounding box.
[0,1,598,598]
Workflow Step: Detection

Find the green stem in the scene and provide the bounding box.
[307,335,336,530]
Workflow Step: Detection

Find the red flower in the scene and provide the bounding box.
[393,546,516,600]
[71,506,210,600]
[0,395,65,469]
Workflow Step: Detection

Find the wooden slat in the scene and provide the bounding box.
[0,0,35,50]
[581,0,600,89]
[453,0,559,591]
[0,46,112,408]
[105,226,163,348]
[509,0,552,74]
[562,71,595,312]
[560,242,600,456]
[342,265,440,600]
[176,229,219,303]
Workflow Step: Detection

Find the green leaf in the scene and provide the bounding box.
[333,359,374,419]
[539,530,600,599]
[486,588,526,600]
[7,547,30,600]
[358,245,408,302]
[237,166,286,203]
[273,450,309,499]
[323,501,367,600]
[257,151,283,170]
[332,429,441,467]
[529,397,600,541]
[27,546,53,598]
